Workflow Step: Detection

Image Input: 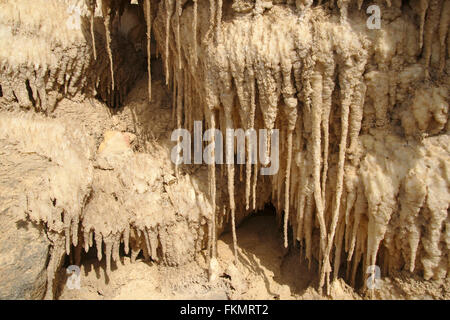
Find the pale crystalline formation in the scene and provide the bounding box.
[0,110,216,299]
[0,112,94,299]
[83,135,214,275]
[0,0,145,112]
[0,0,449,298]
[149,0,449,293]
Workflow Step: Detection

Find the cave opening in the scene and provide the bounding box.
[218,200,367,296]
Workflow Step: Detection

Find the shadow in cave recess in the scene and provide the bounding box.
[218,202,367,297]
[217,203,321,297]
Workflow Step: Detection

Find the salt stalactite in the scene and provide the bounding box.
[248,71,257,211]
[71,215,80,248]
[216,0,223,42]
[438,0,450,73]
[350,222,365,286]
[419,0,430,50]
[84,230,90,252]
[362,163,397,286]
[207,108,217,260]
[123,225,130,255]
[105,238,113,276]
[347,186,365,263]
[144,228,152,258]
[176,66,183,127]
[164,0,174,85]
[320,61,335,208]
[252,162,258,210]
[172,62,177,124]
[281,46,298,248]
[225,22,252,210]
[89,231,94,249]
[149,230,159,261]
[292,56,306,246]
[183,70,188,127]
[175,65,183,177]
[337,0,350,23]
[193,0,198,64]
[244,55,255,211]
[290,152,299,211]
[283,123,294,248]
[343,83,366,264]
[304,190,314,268]
[102,0,115,89]
[276,125,284,216]
[343,167,357,249]
[64,212,72,254]
[130,230,140,263]
[245,139,252,210]
[175,0,182,69]
[333,199,346,280]
[146,0,449,292]
[400,171,427,272]
[95,232,103,261]
[255,31,279,157]
[112,233,121,263]
[89,0,97,60]
[145,0,152,100]
[295,115,306,241]
[321,63,356,292]
[244,90,256,211]
[423,0,443,75]
[208,0,216,40]
[421,172,448,280]
[310,71,328,281]
[222,82,238,261]
[348,82,366,153]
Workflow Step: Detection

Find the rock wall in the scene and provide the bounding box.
[0,81,215,299]
[0,0,449,298]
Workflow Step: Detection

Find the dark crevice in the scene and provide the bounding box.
[12,90,18,103]
[25,79,36,107]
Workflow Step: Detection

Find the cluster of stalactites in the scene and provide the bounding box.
[86,0,153,100]
[93,0,449,293]
[90,0,449,102]
[151,0,381,294]
[419,0,450,75]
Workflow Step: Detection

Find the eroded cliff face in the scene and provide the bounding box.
[0,0,449,299]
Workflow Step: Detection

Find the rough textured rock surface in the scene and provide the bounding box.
[0,209,50,300]
[0,77,221,299]
[0,0,145,112]
[0,0,449,299]
[0,112,94,298]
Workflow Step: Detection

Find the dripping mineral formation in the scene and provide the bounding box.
[0,0,449,300]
